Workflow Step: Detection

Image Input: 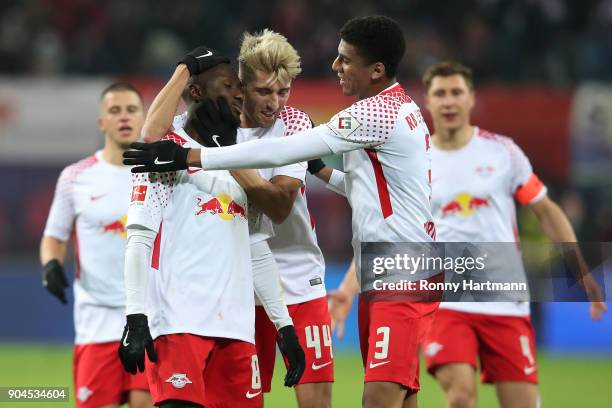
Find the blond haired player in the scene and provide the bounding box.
[420,61,607,408]
[41,83,153,408]
[142,31,332,407]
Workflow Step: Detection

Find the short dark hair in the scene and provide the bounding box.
[100,82,143,104]
[422,61,474,91]
[339,15,406,78]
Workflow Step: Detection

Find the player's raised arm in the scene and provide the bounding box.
[142,47,231,143]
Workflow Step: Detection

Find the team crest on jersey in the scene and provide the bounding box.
[327,111,361,139]
[77,386,93,402]
[165,373,192,389]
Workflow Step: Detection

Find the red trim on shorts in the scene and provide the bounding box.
[366,149,393,218]
[151,223,162,270]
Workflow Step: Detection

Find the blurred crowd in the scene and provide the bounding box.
[1,0,612,84]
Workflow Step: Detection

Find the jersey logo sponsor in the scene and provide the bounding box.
[196,50,213,59]
[77,387,93,402]
[187,168,202,174]
[309,277,322,286]
[101,215,128,239]
[165,373,192,389]
[195,195,247,220]
[154,157,174,165]
[246,390,262,399]
[368,360,390,369]
[212,135,222,147]
[89,193,108,201]
[439,193,490,218]
[131,185,148,202]
[424,342,444,357]
[327,111,361,139]
[523,365,537,375]
[311,360,332,370]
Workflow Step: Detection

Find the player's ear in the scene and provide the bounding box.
[97,117,104,132]
[371,62,385,80]
[189,84,204,102]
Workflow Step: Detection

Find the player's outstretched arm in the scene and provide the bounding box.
[119,225,158,374]
[40,236,69,304]
[530,196,607,320]
[328,258,359,339]
[142,64,189,143]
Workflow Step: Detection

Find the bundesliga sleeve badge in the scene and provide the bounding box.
[327,110,362,139]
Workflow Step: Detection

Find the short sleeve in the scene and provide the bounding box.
[322,96,395,154]
[43,167,76,241]
[126,171,178,232]
[508,141,547,205]
[273,107,312,182]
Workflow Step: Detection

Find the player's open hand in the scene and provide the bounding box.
[118,314,158,374]
[328,289,354,340]
[42,259,69,304]
[191,96,240,148]
[590,302,608,321]
[278,325,305,387]
[123,141,190,173]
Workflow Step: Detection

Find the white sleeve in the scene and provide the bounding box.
[251,240,293,330]
[126,171,178,232]
[326,169,347,197]
[124,225,157,315]
[43,167,76,241]
[202,125,335,170]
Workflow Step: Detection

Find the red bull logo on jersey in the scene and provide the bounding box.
[101,215,128,238]
[440,193,490,217]
[195,194,246,220]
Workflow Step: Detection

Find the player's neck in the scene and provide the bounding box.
[102,140,128,166]
[433,125,474,151]
[359,77,398,100]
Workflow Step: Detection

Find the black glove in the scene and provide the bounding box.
[278,325,306,387]
[42,259,68,304]
[118,314,158,374]
[123,141,191,173]
[307,158,326,175]
[178,46,230,76]
[191,96,240,148]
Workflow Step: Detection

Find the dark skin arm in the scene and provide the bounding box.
[230,170,301,224]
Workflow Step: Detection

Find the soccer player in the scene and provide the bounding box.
[143,31,332,407]
[138,44,310,398]
[40,83,152,408]
[126,16,436,408]
[420,61,607,408]
[120,47,309,408]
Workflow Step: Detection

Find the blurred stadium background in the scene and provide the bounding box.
[1,0,611,406]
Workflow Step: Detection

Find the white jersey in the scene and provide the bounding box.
[431,127,547,316]
[126,129,254,343]
[43,151,131,344]
[239,106,327,305]
[318,83,435,275]
[173,111,275,243]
